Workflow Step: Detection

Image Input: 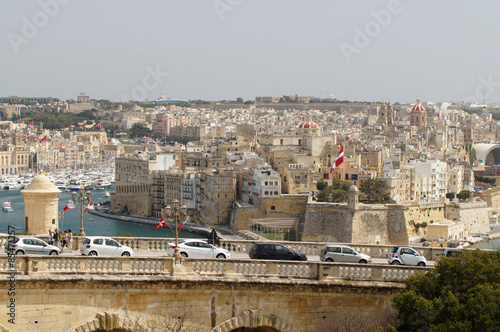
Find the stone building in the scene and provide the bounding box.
[21,172,61,234]
[410,98,428,127]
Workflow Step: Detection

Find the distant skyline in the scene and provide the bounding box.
[2,1,500,104]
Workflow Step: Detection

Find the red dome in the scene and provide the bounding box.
[299,121,318,129]
[411,98,426,112]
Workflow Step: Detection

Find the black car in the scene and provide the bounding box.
[249,243,307,261]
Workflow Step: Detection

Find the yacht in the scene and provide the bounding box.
[2,201,13,212]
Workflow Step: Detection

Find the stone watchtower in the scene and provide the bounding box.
[347,185,360,210]
[21,172,61,235]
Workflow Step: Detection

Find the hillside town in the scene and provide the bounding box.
[1,93,500,247]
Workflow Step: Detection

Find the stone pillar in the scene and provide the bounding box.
[21,172,62,235]
[348,185,359,210]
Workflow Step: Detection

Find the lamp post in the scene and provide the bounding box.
[164,199,187,259]
[72,186,92,236]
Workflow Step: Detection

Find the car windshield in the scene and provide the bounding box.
[391,247,399,253]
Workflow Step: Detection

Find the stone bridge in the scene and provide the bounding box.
[0,236,440,331]
[0,254,430,332]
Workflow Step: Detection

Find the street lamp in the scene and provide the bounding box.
[164,199,187,259]
[72,186,92,236]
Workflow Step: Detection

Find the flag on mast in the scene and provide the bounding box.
[84,200,93,213]
[63,201,76,212]
[330,146,344,174]
[39,135,47,143]
[178,217,190,231]
[156,217,167,229]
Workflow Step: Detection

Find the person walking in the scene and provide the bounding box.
[54,229,60,248]
[62,230,68,250]
[48,229,54,245]
[68,229,73,252]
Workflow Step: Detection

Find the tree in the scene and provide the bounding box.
[360,178,390,203]
[457,190,471,201]
[129,124,151,138]
[316,179,328,191]
[316,180,351,203]
[445,192,456,200]
[392,250,500,332]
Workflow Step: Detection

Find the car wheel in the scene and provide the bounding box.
[359,259,367,264]
[89,251,98,256]
[15,250,25,255]
[121,252,131,257]
[216,253,226,259]
[49,250,58,256]
[180,252,188,258]
[417,261,426,267]
[326,258,334,263]
[391,260,400,265]
[258,255,269,259]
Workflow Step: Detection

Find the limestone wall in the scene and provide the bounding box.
[403,202,445,238]
[302,203,352,243]
[446,200,490,233]
[302,202,408,245]
[23,194,60,234]
[0,276,398,332]
[481,187,500,212]
[113,193,152,216]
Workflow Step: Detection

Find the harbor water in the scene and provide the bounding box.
[0,186,202,239]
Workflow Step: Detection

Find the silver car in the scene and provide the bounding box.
[4,236,62,255]
[167,239,230,258]
[80,236,133,257]
[320,244,372,263]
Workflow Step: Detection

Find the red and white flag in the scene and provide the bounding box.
[178,217,190,231]
[28,120,33,126]
[57,144,62,148]
[96,122,101,128]
[63,201,76,212]
[84,200,93,213]
[330,146,344,174]
[22,134,30,141]
[39,135,47,142]
[156,217,167,229]
[299,115,305,121]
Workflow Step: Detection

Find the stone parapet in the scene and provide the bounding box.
[0,256,429,284]
[0,235,447,260]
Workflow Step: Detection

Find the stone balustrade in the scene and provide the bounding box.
[0,255,429,283]
[0,234,447,260]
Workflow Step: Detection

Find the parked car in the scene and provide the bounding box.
[249,243,307,261]
[80,236,133,257]
[388,246,427,266]
[4,236,62,255]
[166,239,230,258]
[320,244,372,263]
[442,248,462,258]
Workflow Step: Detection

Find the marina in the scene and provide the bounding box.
[0,181,202,239]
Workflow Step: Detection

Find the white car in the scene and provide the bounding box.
[80,236,133,257]
[167,239,230,258]
[388,246,426,266]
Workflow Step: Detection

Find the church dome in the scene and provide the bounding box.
[299,120,318,129]
[411,98,426,113]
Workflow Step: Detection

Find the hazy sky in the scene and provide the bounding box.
[2,0,500,104]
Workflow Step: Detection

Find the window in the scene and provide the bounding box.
[328,246,341,253]
[94,238,103,245]
[105,239,120,247]
[351,174,358,180]
[274,191,279,195]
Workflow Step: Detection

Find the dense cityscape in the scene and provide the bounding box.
[2,1,500,331]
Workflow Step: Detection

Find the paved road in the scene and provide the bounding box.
[8,250,433,266]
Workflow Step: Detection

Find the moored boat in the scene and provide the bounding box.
[2,201,13,212]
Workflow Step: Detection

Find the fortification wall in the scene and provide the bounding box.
[302,202,408,244]
[403,203,445,238]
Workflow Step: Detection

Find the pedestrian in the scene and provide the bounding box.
[62,230,68,250]
[48,229,54,245]
[68,229,73,252]
[54,229,60,248]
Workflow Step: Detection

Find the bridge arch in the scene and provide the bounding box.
[70,312,148,332]
[210,310,300,332]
